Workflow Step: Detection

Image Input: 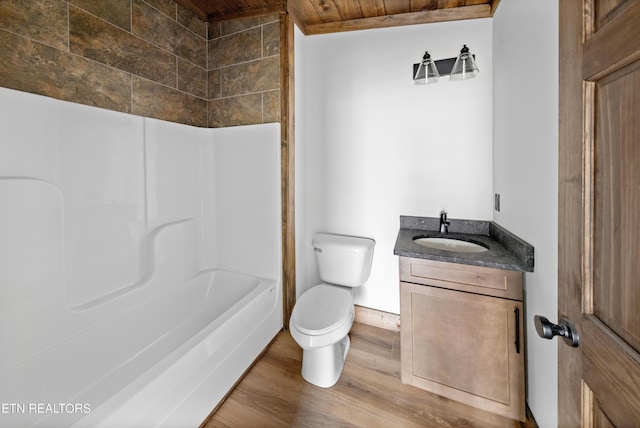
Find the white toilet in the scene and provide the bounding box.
[290,233,375,388]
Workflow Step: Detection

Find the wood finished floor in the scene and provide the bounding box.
[202,322,537,428]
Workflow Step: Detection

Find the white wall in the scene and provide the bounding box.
[493,2,559,427]
[296,20,494,312]
[295,25,315,299]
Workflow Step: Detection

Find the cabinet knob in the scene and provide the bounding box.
[534,315,579,347]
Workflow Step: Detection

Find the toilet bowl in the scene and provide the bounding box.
[290,284,354,388]
[289,233,375,388]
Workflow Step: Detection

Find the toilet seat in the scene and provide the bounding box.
[291,284,354,336]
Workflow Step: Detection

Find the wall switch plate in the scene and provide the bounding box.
[494,193,501,211]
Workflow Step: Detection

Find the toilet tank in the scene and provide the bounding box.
[312,233,375,287]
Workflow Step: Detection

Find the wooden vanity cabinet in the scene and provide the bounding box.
[399,257,525,421]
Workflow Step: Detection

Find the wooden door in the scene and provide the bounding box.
[559,1,640,426]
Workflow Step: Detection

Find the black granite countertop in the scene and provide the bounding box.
[393,215,534,272]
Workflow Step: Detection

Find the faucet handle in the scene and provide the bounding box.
[439,210,450,234]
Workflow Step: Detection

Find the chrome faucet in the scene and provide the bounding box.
[439,210,450,234]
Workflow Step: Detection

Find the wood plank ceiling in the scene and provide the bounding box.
[173,0,501,35]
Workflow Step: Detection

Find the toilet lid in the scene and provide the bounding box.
[292,284,354,336]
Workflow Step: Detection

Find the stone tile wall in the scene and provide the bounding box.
[207,15,281,128]
[0,0,281,128]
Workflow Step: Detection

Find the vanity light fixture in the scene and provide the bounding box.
[450,45,479,80]
[412,45,479,83]
[413,51,440,84]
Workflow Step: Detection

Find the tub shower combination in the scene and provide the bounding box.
[0,88,283,427]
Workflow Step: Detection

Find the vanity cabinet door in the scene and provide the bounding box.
[400,281,525,421]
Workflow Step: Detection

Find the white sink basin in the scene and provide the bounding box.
[414,237,488,253]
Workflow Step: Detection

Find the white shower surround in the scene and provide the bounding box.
[0,88,282,427]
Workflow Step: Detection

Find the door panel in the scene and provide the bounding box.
[593,401,616,428]
[583,317,640,424]
[593,59,640,354]
[559,0,640,426]
[594,0,635,30]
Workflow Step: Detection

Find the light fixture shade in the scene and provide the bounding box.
[450,45,478,80]
[414,51,440,84]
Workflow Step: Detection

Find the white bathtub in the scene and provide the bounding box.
[0,89,283,428]
[0,269,282,428]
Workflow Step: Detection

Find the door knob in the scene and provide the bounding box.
[534,315,580,347]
